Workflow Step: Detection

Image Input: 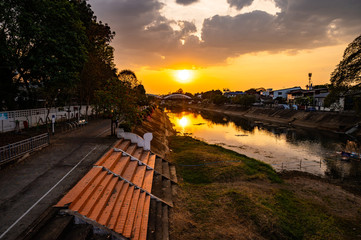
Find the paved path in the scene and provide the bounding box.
[0,119,115,240]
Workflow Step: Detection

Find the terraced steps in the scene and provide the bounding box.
[55,136,177,240]
[147,199,170,240]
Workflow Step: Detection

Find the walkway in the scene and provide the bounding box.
[0,119,114,240]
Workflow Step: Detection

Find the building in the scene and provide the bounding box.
[271,87,301,100]
[223,91,245,98]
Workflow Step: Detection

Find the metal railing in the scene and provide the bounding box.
[0,133,49,165]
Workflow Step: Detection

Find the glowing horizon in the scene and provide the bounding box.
[88,0,361,95]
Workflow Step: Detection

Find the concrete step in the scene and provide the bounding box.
[59,223,92,240]
[19,207,58,240]
[162,180,173,207]
[169,165,178,183]
[28,214,73,240]
[147,199,157,240]
[154,157,163,174]
[162,205,169,240]
[155,201,163,240]
[162,161,170,180]
[151,174,163,199]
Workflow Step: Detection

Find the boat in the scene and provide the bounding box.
[340,151,361,161]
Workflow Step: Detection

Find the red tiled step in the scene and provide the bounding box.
[81,173,114,217]
[142,170,154,193]
[137,195,151,240]
[113,186,137,232]
[55,167,103,207]
[125,143,138,156]
[101,152,122,171]
[140,151,150,164]
[122,190,143,238]
[70,171,108,212]
[124,191,146,238]
[131,165,147,187]
[132,147,144,159]
[95,139,123,166]
[87,175,119,220]
[96,181,125,225]
[122,161,138,181]
[112,156,131,176]
[105,182,130,229]
[118,140,131,152]
[147,154,156,169]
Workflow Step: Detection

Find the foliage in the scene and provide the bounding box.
[330,34,361,89]
[118,69,139,88]
[212,95,228,105]
[200,89,223,100]
[0,0,88,110]
[77,1,117,113]
[232,94,256,107]
[326,34,361,109]
[95,76,140,127]
[295,96,313,106]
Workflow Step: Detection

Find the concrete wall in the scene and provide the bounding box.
[0,106,93,133]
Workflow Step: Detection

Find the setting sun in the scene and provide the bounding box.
[176,70,192,83]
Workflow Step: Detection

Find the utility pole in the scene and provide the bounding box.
[308,73,312,90]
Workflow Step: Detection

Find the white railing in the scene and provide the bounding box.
[0,133,49,165]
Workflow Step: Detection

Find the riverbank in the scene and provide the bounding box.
[135,108,361,239]
[190,104,361,136]
[168,136,361,240]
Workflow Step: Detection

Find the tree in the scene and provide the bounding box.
[95,70,143,135]
[76,1,117,118]
[118,69,139,88]
[325,35,361,109]
[175,88,184,94]
[1,0,88,116]
[330,34,361,89]
[233,95,256,107]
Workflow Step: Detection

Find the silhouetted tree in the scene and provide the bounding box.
[325,34,361,110]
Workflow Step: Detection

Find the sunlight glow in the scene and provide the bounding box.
[176,70,192,83]
[178,116,189,128]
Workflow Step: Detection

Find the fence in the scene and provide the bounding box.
[0,133,49,165]
[0,106,94,133]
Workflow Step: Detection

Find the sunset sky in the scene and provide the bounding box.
[88,0,361,94]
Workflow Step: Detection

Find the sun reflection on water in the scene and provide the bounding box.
[178,116,189,128]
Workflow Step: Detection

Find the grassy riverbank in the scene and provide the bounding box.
[169,136,361,240]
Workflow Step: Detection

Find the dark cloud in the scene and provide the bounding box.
[227,0,254,10]
[89,0,361,69]
[175,0,199,6]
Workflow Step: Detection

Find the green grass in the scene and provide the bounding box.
[169,135,281,184]
[169,135,356,240]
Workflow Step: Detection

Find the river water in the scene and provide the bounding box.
[166,108,361,180]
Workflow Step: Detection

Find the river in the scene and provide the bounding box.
[166,108,361,180]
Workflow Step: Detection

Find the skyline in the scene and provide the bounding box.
[88,0,361,94]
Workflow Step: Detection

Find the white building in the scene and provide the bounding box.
[271,87,301,100]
